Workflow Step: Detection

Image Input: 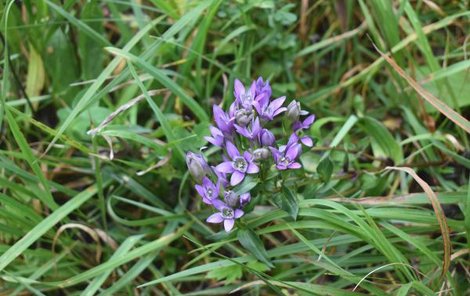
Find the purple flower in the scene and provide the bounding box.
[234,79,256,110]
[293,114,315,131]
[204,126,225,147]
[186,152,210,182]
[206,199,244,232]
[213,166,229,188]
[254,96,287,121]
[293,115,315,147]
[215,141,259,186]
[299,136,313,147]
[254,77,272,100]
[279,133,299,153]
[240,192,251,206]
[235,117,262,141]
[213,105,234,135]
[195,177,220,204]
[259,128,275,147]
[271,135,302,170]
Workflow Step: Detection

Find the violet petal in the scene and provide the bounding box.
[207,213,223,223]
[246,163,259,174]
[216,161,235,174]
[224,219,235,232]
[230,170,245,186]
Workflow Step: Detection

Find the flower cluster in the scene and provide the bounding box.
[186,77,315,232]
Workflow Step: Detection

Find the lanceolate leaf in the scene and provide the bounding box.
[281,186,299,220]
[237,229,273,268]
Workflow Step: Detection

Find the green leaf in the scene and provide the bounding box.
[280,186,299,220]
[234,176,259,195]
[78,1,105,80]
[44,28,79,99]
[246,260,269,273]
[317,156,333,183]
[25,44,45,98]
[0,183,102,272]
[105,47,209,123]
[206,264,243,284]
[127,63,185,164]
[237,228,273,268]
[358,117,403,164]
[4,106,57,210]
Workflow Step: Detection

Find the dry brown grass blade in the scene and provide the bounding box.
[374,46,470,134]
[328,192,458,205]
[52,223,117,263]
[53,223,102,262]
[385,166,451,278]
[87,89,167,136]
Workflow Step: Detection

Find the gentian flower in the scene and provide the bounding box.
[235,117,261,141]
[204,126,225,147]
[195,177,220,204]
[270,136,302,170]
[234,79,257,110]
[215,141,259,186]
[259,128,275,147]
[254,77,272,100]
[213,166,229,188]
[239,192,251,206]
[254,96,287,121]
[293,115,315,147]
[206,199,244,232]
[293,114,315,131]
[191,77,316,232]
[186,152,210,182]
[213,105,235,135]
[279,133,299,153]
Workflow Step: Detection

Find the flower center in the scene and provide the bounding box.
[279,156,290,165]
[241,93,253,104]
[233,157,248,172]
[222,207,234,219]
[206,188,213,197]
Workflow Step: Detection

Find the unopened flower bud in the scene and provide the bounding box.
[186,152,209,182]
[240,192,251,206]
[235,109,254,126]
[253,148,270,160]
[224,190,239,208]
[286,100,301,122]
[259,129,275,146]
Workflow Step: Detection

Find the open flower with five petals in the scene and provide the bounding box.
[206,199,244,232]
[254,96,287,121]
[195,177,220,205]
[271,134,302,170]
[215,141,259,186]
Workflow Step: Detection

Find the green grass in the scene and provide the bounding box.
[0,0,469,295]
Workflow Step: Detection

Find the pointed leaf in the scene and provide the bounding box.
[237,229,273,268]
